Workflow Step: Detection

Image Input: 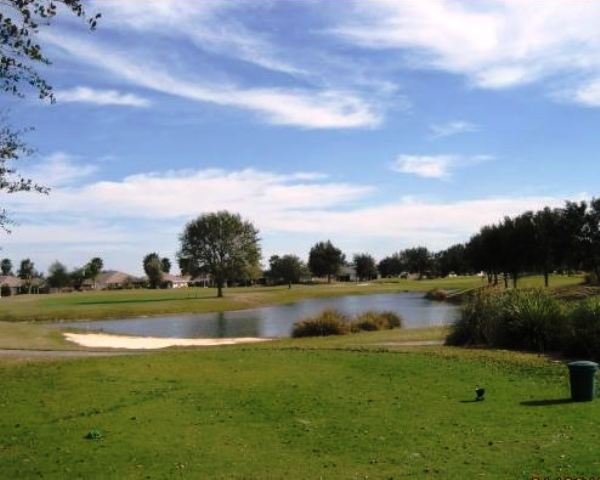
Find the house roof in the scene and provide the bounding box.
[96,270,140,285]
[0,275,22,288]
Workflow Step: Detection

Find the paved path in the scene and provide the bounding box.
[0,349,138,359]
[370,340,444,347]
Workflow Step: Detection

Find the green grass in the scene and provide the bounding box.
[0,339,597,479]
[0,274,583,322]
[0,321,72,350]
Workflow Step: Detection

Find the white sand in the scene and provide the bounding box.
[64,332,270,350]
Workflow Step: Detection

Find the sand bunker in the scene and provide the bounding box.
[64,333,270,350]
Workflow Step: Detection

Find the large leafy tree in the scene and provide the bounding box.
[0,1,100,231]
[308,240,345,283]
[268,254,305,289]
[1,1,100,101]
[402,246,432,279]
[353,253,377,281]
[1,258,12,275]
[178,211,261,298]
[143,252,163,289]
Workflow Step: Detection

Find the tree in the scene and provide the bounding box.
[161,257,171,274]
[269,254,305,288]
[1,1,100,101]
[435,244,469,277]
[532,207,562,287]
[70,267,86,290]
[308,240,345,283]
[178,211,261,298]
[47,261,70,289]
[0,1,100,231]
[1,258,12,275]
[402,247,432,279]
[579,198,600,283]
[86,256,103,287]
[377,253,405,278]
[353,253,377,281]
[143,252,163,289]
[0,124,49,231]
[17,258,35,294]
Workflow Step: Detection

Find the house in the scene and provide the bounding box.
[337,265,358,282]
[161,273,191,289]
[189,274,213,288]
[0,275,22,296]
[87,270,145,290]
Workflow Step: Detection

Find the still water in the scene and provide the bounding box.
[58,292,459,339]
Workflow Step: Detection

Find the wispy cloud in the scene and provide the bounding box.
[25,152,98,188]
[332,0,600,106]
[391,154,492,179]
[88,0,306,78]
[429,121,478,139]
[56,86,151,107]
[43,33,380,129]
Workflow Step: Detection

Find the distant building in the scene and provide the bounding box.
[84,270,145,290]
[161,274,191,289]
[0,275,22,296]
[337,265,358,282]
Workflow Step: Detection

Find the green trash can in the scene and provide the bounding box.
[567,361,599,402]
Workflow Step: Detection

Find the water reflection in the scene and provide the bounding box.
[57,292,458,339]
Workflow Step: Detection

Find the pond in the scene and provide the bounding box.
[57,292,459,339]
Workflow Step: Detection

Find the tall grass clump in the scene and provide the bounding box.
[497,289,567,352]
[445,289,502,346]
[350,311,403,332]
[292,309,403,338]
[446,289,567,352]
[291,309,350,337]
[565,297,600,360]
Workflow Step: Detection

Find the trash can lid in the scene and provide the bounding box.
[568,360,599,370]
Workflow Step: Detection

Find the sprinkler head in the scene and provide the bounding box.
[475,386,485,401]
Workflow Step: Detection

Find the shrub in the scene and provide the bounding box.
[565,298,600,360]
[447,289,568,352]
[0,284,11,297]
[424,288,449,301]
[350,311,403,332]
[291,309,350,337]
[446,289,502,346]
[496,289,567,352]
[584,272,599,285]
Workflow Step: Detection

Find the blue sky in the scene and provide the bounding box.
[3,0,600,275]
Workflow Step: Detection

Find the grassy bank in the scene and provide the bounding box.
[0,338,596,478]
[0,274,582,323]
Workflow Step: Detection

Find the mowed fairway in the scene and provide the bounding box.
[0,274,582,322]
[0,341,598,479]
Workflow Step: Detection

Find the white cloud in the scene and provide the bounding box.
[429,121,478,138]
[1,164,577,274]
[56,86,151,107]
[332,0,600,105]
[25,152,98,188]
[43,33,380,129]
[390,154,491,179]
